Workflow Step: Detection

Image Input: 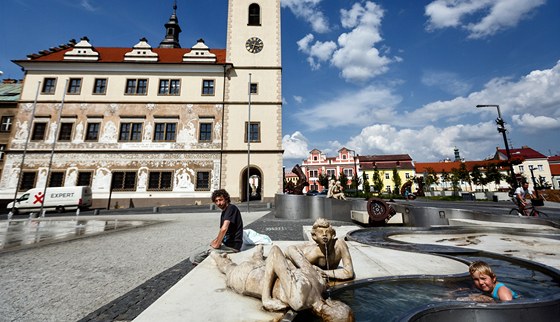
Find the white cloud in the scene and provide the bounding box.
[282,131,310,159]
[421,70,472,96]
[512,114,560,132]
[346,122,499,162]
[293,95,304,104]
[294,85,401,131]
[425,0,546,39]
[282,0,330,33]
[80,0,97,11]
[297,34,337,70]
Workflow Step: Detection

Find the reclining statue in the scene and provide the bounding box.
[212,244,354,322]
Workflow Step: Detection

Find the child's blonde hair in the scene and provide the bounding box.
[468,260,496,279]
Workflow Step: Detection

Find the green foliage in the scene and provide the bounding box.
[470,166,484,189]
[485,164,503,187]
[338,171,349,189]
[450,168,461,195]
[318,173,329,189]
[392,167,402,194]
[372,167,384,193]
[424,167,439,189]
[362,172,371,197]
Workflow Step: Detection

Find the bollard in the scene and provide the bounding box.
[76,208,80,216]
[153,206,159,213]
[93,209,100,216]
[209,204,216,210]
[267,202,272,209]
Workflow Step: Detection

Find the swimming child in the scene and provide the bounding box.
[468,260,520,302]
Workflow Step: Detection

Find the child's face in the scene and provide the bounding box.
[471,271,496,293]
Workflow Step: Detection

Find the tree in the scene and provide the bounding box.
[450,168,461,196]
[362,172,370,197]
[392,167,402,195]
[424,167,439,191]
[338,171,349,190]
[485,164,503,190]
[470,166,484,191]
[440,170,449,190]
[318,173,329,190]
[372,167,384,193]
[458,163,472,191]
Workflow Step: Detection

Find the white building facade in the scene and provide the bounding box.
[1,0,283,208]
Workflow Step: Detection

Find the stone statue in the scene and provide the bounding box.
[73,121,84,143]
[212,245,354,322]
[100,121,117,143]
[47,122,58,142]
[15,121,28,141]
[143,122,153,142]
[330,180,346,200]
[286,218,354,281]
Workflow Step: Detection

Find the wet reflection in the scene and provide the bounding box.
[0,219,150,251]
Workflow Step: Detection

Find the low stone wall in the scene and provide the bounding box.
[274,194,364,222]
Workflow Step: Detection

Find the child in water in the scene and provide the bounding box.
[468,260,520,302]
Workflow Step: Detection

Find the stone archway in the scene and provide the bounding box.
[241,166,262,202]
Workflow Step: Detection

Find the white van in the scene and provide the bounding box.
[7,186,93,214]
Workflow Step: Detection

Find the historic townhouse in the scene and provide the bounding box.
[301,148,359,192]
[1,0,283,208]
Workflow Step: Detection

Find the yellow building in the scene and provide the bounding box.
[359,154,416,194]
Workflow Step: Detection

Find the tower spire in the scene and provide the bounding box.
[159,0,182,48]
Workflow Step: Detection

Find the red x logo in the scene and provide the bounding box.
[33,192,44,205]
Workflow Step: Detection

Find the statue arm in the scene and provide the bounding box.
[324,240,355,280]
[261,246,290,311]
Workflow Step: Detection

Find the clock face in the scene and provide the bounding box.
[245,37,263,53]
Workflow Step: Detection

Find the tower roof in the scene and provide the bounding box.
[159,1,182,48]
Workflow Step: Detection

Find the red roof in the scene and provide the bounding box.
[361,161,414,170]
[496,146,546,160]
[415,160,508,173]
[550,164,560,176]
[16,47,227,65]
[548,155,560,163]
[358,154,412,162]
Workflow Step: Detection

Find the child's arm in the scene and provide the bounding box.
[497,285,514,301]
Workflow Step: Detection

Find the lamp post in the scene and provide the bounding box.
[349,150,358,197]
[476,104,517,189]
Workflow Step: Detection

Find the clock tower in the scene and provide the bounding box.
[222,0,283,201]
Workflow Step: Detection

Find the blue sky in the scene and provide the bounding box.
[1,0,559,168]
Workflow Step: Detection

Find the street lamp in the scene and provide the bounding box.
[476,104,517,189]
[348,150,358,197]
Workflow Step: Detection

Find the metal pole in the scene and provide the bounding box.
[10,81,41,217]
[40,79,68,216]
[246,73,252,213]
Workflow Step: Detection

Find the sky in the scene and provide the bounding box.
[1,0,559,169]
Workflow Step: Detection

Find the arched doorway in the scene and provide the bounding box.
[241,166,263,202]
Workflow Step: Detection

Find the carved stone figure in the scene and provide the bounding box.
[143,122,153,142]
[100,121,117,143]
[174,168,194,191]
[212,245,354,322]
[65,168,78,186]
[93,168,111,191]
[47,122,58,143]
[331,181,346,200]
[73,122,84,143]
[286,218,354,281]
[137,168,148,191]
[15,121,28,141]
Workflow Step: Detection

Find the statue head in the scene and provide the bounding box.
[311,218,336,245]
[313,298,354,322]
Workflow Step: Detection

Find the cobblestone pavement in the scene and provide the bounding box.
[0,209,278,322]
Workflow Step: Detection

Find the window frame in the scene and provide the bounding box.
[195,171,211,191]
[158,79,181,96]
[118,122,143,142]
[77,171,93,186]
[48,172,65,187]
[19,172,37,191]
[250,83,258,95]
[244,121,261,143]
[248,3,261,26]
[31,122,48,141]
[202,79,215,96]
[198,122,213,142]
[147,171,173,191]
[153,122,177,142]
[85,122,100,141]
[111,171,137,191]
[125,78,148,95]
[67,78,82,95]
[93,78,107,95]
[57,122,73,141]
[0,116,13,132]
[41,78,57,94]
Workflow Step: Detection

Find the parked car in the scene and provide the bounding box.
[306,190,320,196]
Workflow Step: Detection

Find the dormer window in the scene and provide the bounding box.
[248,4,260,26]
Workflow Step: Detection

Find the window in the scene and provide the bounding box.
[386,186,391,193]
[148,171,173,191]
[538,165,543,171]
[67,78,82,94]
[199,123,212,141]
[326,169,335,178]
[111,171,136,191]
[250,83,258,94]
[19,172,36,191]
[196,171,210,190]
[202,79,215,95]
[48,172,64,187]
[158,79,181,95]
[344,169,353,177]
[248,3,261,25]
[77,171,93,186]
[309,170,318,178]
[42,78,56,94]
[85,123,100,141]
[93,78,107,94]
[528,165,534,170]
[519,165,524,172]
[385,173,390,179]
[119,122,143,141]
[0,116,13,132]
[0,144,5,160]
[244,122,260,142]
[154,122,176,141]
[58,123,73,141]
[31,122,47,141]
[125,79,148,95]
[405,173,410,179]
